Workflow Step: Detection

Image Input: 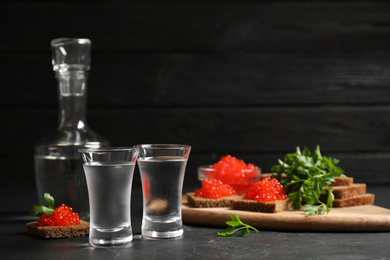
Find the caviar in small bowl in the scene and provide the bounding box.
[198,164,261,195]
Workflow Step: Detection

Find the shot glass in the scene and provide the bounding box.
[79,147,138,247]
[135,144,191,239]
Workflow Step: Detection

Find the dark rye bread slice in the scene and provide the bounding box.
[232,199,293,213]
[26,220,89,239]
[186,193,243,208]
[332,193,375,208]
[260,173,286,179]
[321,183,367,200]
[329,177,354,187]
[261,174,352,186]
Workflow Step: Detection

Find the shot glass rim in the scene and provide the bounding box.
[133,144,191,150]
[51,38,91,46]
[78,147,135,153]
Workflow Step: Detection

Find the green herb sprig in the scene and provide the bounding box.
[271,145,344,216]
[218,215,259,237]
[29,193,55,216]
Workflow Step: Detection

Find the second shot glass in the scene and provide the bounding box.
[135,144,191,239]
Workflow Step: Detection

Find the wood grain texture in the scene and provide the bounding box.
[2,1,390,187]
[3,52,390,106]
[6,106,390,154]
[4,106,390,187]
[2,2,390,52]
[3,152,390,187]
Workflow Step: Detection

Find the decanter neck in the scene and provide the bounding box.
[56,70,88,131]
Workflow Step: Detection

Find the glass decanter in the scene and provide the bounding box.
[34,38,110,220]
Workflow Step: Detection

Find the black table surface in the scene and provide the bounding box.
[1,185,390,260]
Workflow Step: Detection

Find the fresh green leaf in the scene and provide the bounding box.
[313,145,323,164]
[288,190,302,210]
[230,214,240,222]
[304,204,325,216]
[241,228,250,237]
[218,215,259,237]
[226,220,242,228]
[44,193,55,210]
[272,145,345,216]
[326,187,334,209]
[29,205,55,217]
[29,193,56,217]
[217,227,237,237]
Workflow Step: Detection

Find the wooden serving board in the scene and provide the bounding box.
[181,196,390,232]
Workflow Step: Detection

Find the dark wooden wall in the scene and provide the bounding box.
[2,0,390,187]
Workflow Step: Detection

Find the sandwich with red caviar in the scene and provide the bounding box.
[187,179,242,208]
[232,177,292,213]
[26,193,89,238]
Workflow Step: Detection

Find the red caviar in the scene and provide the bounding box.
[195,179,237,199]
[209,155,260,195]
[245,177,288,202]
[37,204,80,226]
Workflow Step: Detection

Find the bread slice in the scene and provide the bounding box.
[232,198,292,213]
[332,193,375,208]
[26,220,89,239]
[186,193,242,208]
[322,183,367,199]
[329,177,354,187]
[261,174,353,187]
[261,173,286,179]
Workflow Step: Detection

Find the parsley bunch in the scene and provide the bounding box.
[271,145,345,216]
[30,193,55,216]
